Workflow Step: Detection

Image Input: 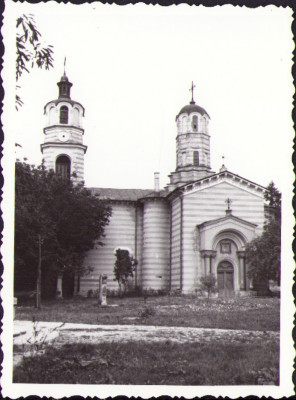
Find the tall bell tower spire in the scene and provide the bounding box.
[167,83,213,191]
[41,66,87,182]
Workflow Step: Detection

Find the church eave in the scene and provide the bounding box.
[197,214,258,230]
[44,125,85,134]
[181,170,267,194]
[40,142,87,154]
[176,131,210,140]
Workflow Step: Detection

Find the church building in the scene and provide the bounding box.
[42,73,269,297]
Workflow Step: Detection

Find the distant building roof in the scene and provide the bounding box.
[89,187,153,201]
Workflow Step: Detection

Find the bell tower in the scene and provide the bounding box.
[167,82,213,191]
[41,68,87,182]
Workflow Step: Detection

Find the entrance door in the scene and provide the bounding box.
[217,261,234,297]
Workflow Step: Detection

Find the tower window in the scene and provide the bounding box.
[60,106,69,124]
[182,116,187,132]
[193,151,199,166]
[192,115,198,131]
[56,155,71,179]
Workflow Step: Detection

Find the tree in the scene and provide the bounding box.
[14,161,112,299]
[264,181,281,210]
[245,181,281,294]
[16,14,54,109]
[113,249,137,297]
[199,274,218,300]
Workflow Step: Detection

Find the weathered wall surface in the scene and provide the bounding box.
[141,199,170,290]
[80,202,137,295]
[170,197,181,290]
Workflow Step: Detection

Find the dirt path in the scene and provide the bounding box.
[14,320,279,367]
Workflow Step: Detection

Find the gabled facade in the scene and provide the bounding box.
[42,76,268,297]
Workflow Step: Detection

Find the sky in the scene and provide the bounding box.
[2,3,295,397]
[4,2,293,193]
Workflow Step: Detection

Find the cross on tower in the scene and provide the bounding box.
[189,81,196,104]
[225,198,232,210]
[64,57,67,75]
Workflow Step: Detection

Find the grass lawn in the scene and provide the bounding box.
[13,340,279,385]
[15,295,280,331]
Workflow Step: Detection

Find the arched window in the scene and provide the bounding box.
[182,116,187,132]
[60,106,69,124]
[192,115,198,131]
[56,155,71,179]
[49,106,55,124]
[193,151,199,166]
[73,107,80,125]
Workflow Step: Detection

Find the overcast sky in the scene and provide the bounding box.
[4,3,293,192]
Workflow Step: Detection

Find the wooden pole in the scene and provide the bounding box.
[36,234,42,309]
[98,274,102,305]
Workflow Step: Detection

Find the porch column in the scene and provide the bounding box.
[73,274,80,296]
[201,250,217,276]
[56,274,63,299]
[237,251,246,290]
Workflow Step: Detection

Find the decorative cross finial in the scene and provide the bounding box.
[225,198,232,210]
[64,57,67,75]
[189,81,196,104]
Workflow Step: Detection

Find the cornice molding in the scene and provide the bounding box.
[44,125,84,134]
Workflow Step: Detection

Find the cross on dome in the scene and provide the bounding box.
[189,81,196,104]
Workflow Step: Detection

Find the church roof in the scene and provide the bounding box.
[176,102,210,120]
[197,213,258,230]
[89,187,153,201]
[179,169,267,193]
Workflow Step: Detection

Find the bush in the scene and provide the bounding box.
[141,288,169,297]
[138,305,156,318]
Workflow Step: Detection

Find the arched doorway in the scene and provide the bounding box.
[217,261,234,297]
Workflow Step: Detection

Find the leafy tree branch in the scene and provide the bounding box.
[16,14,54,109]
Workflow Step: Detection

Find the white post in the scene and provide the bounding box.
[154,172,160,192]
[56,274,63,299]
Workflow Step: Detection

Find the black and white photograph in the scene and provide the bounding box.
[1,1,294,398]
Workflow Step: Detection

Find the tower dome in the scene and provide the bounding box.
[167,82,213,190]
[176,103,210,120]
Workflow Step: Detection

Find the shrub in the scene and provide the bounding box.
[138,305,156,318]
[199,274,218,300]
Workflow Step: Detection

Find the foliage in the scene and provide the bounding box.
[246,181,281,291]
[14,161,112,298]
[25,317,64,358]
[141,288,169,297]
[16,14,54,109]
[113,249,137,296]
[264,181,281,210]
[138,305,156,318]
[13,341,279,385]
[199,274,218,299]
